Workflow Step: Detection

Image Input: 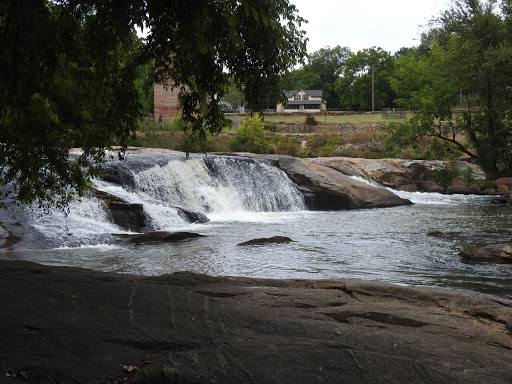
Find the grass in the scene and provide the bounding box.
[227,112,411,124]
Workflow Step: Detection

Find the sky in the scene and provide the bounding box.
[291,0,451,55]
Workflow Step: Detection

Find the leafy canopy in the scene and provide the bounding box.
[334,47,396,111]
[0,0,307,210]
[388,0,512,175]
[282,45,352,109]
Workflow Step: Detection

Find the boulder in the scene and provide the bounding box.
[468,184,482,193]
[378,172,419,191]
[94,189,146,232]
[114,231,205,244]
[238,236,294,246]
[496,177,512,188]
[176,208,210,224]
[275,156,411,210]
[100,163,136,188]
[94,190,209,231]
[491,193,512,205]
[460,243,512,263]
[0,224,8,247]
[446,177,473,195]
[420,180,445,193]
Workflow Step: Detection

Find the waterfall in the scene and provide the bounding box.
[134,156,306,214]
[12,154,306,249]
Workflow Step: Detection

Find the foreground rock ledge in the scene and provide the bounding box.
[1,260,512,384]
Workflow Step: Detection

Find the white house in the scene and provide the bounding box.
[276,89,327,113]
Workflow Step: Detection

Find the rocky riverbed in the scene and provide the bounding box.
[1,259,512,383]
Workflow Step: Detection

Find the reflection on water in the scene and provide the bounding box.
[3,192,512,299]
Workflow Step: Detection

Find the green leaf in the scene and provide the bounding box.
[251,6,259,23]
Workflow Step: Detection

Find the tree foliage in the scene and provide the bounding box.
[334,47,396,111]
[389,0,512,176]
[0,0,307,209]
[282,46,352,109]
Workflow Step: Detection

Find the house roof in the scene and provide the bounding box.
[283,89,324,98]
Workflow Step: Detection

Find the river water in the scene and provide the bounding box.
[1,154,511,298]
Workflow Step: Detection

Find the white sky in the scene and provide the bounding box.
[291,0,451,54]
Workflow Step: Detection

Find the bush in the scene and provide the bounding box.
[304,133,344,157]
[460,167,477,185]
[382,123,461,160]
[305,115,318,126]
[432,167,461,187]
[229,114,270,153]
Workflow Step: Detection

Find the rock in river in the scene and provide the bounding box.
[460,243,512,263]
[238,236,294,246]
[270,155,412,210]
[114,231,205,244]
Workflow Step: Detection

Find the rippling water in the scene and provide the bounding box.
[1,154,511,298]
[3,192,511,298]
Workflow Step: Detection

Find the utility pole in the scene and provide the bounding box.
[371,67,375,113]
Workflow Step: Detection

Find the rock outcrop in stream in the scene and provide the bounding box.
[227,153,412,210]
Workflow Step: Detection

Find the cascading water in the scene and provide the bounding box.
[8,154,306,249]
[134,156,306,214]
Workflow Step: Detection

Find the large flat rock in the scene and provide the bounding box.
[235,154,412,210]
[1,260,512,383]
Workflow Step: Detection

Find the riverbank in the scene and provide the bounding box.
[1,259,512,383]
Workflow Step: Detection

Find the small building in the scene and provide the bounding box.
[153,83,180,123]
[276,89,327,113]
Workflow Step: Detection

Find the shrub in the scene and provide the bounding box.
[229,114,269,153]
[460,167,477,185]
[305,115,318,126]
[304,133,344,157]
[382,123,461,160]
[269,136,302,157]
[432,167,461,187]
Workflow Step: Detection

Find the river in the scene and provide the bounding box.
[1,153,511,298]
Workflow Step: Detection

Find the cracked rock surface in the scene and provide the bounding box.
[1,259,512,383]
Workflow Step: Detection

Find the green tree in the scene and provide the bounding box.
[334,47,396,111]
[388,0,512,175]
[0,0,307,210]
[222,79,245,115]
[282,45,352,109]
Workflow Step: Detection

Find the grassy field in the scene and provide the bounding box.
[226,112,411,124]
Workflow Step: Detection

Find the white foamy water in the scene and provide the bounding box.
[30,196,121,249]
[134,157,305,214]
[348,175,488,205]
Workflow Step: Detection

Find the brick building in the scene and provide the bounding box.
[153,83,180,122]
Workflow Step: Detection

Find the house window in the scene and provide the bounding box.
[302,94,309,101]
[294,94,301,101]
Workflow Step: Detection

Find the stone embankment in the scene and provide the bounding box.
[1,259,512,384]
[234,153,512,198]
[299,157,487,194]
